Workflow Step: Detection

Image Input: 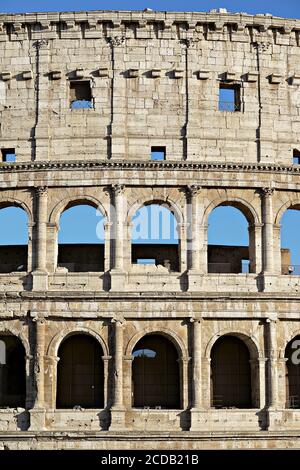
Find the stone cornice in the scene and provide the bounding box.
[1,159,300,176]
[0,290,299,302]
[0,10,299,44]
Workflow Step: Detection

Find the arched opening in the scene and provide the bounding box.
[207,204,252,273]
[285,335,300,408]
[281,206,300,275]
[57,203,105,272]
[211,335,252,408]
[0,206,28,273]
[0,335,26,408]
[131,203,180,272]
[56,334,104,409]
[132,334,181,409]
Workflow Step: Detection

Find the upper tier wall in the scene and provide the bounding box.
[0,10,300,164]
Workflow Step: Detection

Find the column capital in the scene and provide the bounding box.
[102,355,112,362]
[249,222,264,229]
[31,312,48,324]
[177,222,189,230]
[260,187,275,198]
[266,316,277,324]
[111,317,126,326]
[44,355,60,364]
[189,316,202,324]
[108,36,125,47]
[186,184,202,197]
[178,356,191,365]
[112,184,125,195]
[36,186,48,197]
[258,357,268,363]
[124,355,133,361]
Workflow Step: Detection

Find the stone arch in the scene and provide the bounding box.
[0,325,30,358]
[49,195,109,225]
[283,330,300,353]
[210,333,256,409]
[203,196,259,226]
[0,196,33,225]
[204,329,261,360]
[128,199,183,272]
[56,332,105,409]
[125,327,188,360]
[127,197,184,226]
[46,326,109,359]
[275,198,300,225]
[0,326,27,408]
[276,199,300,274]
[129,329,185,409]
[205,197,259,274]
[284,333,300,409]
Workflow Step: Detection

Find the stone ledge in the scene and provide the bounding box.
[1,159,300,176]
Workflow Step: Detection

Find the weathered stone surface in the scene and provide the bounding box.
[0,7,300,450]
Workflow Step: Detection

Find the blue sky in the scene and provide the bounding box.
[0,0,299,18]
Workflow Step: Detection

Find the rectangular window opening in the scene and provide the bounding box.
[241,259,250,274]
[219,83,241,112]
[293,150,300,165]
[151,146,166,161]
[1,148,16,162]
[136,258,156,265]
[70,80,92,109]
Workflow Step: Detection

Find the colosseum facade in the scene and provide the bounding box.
[0,8,300,450]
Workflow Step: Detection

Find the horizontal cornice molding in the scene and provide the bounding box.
[0,159,300,176]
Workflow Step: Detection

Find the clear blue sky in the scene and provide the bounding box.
[0,0,300,18]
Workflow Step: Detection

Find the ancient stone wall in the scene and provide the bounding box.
[0,9,300,450]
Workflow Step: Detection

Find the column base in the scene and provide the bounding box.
[189,408,206,431]
[262,274,279,292]
[267,408,282,430]
[187,270,204,291]
[29,407,46,431]
[32,270,48,291]
[109,407,126,431]
[110,269,126,291]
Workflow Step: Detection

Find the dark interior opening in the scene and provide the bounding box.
[1,148,16,162]
[132,334,180,409]
[70,80,92,109]
[0,245,27,273]
[58,244,104,272]
[211,335,252,409]
[151,146,166,161]
[0,335,26,408]
[56,334,104,409]
[132,244,179,271]
[285,335,300,408]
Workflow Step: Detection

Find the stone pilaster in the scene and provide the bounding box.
[267,318,279,409]
[191,318,202,409]
[110,185,127,291]
[32,187,48,291]
[110,318,126,430]
[190,318,204,431]
[249,223,263,274]
[29,313,47,431]
[32,39,51,161]
[186,185,205,291]
[102,355,112,408]
[258,357,267,409]
[261,188,275,274]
